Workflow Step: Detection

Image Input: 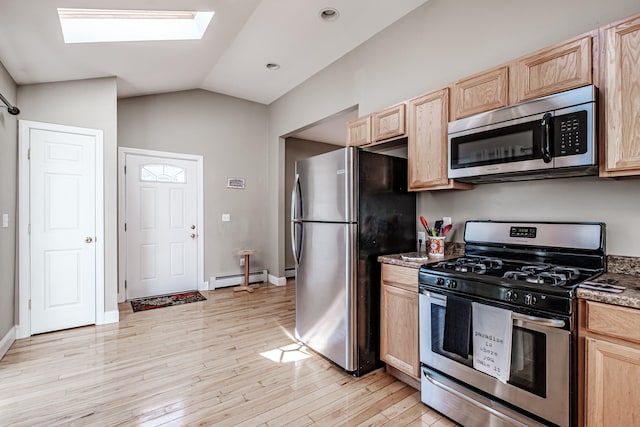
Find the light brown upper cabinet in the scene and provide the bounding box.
[600,13,640,176]
[452,66,509,120]
[407,87,472,191]
[346,115,372,147]
[513,34,593,103]
[373,103,406,142]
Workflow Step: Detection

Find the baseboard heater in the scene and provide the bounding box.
[210,270,268,290]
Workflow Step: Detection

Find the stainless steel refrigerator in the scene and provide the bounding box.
[291,147,416,376]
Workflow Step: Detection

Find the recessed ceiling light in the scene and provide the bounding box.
[57,8,214,43]
[266,63,281,71]
[319,8,340,22]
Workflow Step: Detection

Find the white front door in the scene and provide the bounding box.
[28,124,101,334]
[124,154,199,299]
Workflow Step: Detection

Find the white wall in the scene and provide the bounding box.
[0,61,17,339]
[267,0,640,276]
[17,77,119,312]
[118,90,269,281]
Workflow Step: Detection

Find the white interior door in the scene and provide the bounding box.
[29,126,99,334]
[125,154,199,299]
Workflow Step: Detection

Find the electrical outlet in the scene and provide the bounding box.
[417,231,426,242]
[443,217,452,226]
[240,257,245,266]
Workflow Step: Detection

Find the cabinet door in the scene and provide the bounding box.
[602,14,640,174]
[453,66,508,120]
[373,103,406,142]
[380,281,419,379]
[407,88,450,190]
[585,337,640,426]
[514,35,592,103]
[346,115,372,147]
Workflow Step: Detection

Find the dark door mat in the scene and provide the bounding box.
[130,291,207,312]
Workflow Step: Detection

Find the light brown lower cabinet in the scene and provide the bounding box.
[380,263,420,389]
[579,299,640,426]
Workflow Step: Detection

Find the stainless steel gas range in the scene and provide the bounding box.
[418,221,605,427]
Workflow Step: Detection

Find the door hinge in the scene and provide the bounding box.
[27,224,31,234]
[28,299,31,310]
[27,148,31,160]
[124,165,127,174]
[124,223,127,232]
[124,280,127,289]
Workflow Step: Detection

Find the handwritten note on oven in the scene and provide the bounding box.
[472,303,513,383]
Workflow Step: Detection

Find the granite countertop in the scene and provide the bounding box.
[377,253,458,269]
[577,272,640,310]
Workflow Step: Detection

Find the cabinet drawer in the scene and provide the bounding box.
[585,301,640,344]
[381,263,418,293]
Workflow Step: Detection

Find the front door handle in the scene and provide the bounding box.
[85,236,93,243]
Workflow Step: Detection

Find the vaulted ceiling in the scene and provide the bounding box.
[0,0,428,104]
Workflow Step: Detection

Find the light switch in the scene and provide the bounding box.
[221,213,231,222]
[1,214,8,228]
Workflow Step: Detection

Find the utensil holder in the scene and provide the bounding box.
[428,236,445,257]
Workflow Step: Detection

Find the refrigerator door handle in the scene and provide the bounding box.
[291,221,303,266]
[291,173,302,221]
[291,174,302,265]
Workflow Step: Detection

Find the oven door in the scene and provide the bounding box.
[419,291,571,427]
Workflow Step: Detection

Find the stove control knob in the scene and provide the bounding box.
[445,279,457,289]
[505,290,518,302]
[436,278,445,286]
[524,294,537,306]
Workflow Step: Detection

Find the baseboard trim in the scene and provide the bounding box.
[269,274,287,286]
[0,326,16,360]
[210,270,268,289]
[99,310,120,325]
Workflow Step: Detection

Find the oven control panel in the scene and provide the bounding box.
[510,226,537,238]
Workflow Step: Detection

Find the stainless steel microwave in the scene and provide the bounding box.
[448,85,597,183]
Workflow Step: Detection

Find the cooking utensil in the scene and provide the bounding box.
[441,224,452,237]
[434,220,443,236]
[420,215,431,235]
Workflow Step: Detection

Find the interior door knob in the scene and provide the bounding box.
[191,225,196,229]
[190,234,196,239]
[85,236,93,243]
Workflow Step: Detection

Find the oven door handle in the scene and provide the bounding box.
[423,371,531,427]
[512,313,566,328]
[424,292,566,328]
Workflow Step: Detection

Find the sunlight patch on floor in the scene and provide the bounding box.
[260,343,311,363]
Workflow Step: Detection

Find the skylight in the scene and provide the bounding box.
[57,8,215,43]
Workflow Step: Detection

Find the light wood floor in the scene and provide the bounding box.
[0,281,457,426]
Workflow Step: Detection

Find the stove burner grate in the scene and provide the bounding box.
[434,256,504,275]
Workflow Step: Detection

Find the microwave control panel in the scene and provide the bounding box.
[553,110,588,157]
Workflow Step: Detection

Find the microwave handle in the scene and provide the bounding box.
[541,112,552,163]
